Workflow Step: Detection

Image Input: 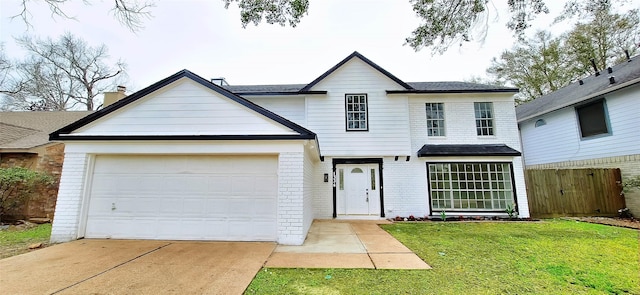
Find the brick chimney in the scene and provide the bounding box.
[103,86,127,107]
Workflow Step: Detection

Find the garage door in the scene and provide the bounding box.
[85,155,278,241]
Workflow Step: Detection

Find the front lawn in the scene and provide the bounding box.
[0,223,51,259]
[246,220,639,294]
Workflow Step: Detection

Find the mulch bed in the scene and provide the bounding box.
[566,217,640,230]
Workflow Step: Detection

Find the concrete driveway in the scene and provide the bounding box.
[0,239,275,295]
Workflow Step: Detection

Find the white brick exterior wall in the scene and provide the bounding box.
[312,160,334,219]
[50,152,89,243]
[277,152,308,245]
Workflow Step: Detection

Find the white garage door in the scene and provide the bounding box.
[85,155,278,241]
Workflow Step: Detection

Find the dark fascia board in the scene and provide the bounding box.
[235,91,327,96]
[54,134,317,141]
[417,144,522,157]
[50,69,317,140]
[387,89,519,94]
[300,51,414,92]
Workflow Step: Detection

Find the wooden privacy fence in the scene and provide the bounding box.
[525,168,625,218]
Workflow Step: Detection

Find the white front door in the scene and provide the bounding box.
[336,164,380,216]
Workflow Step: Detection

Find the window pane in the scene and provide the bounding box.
[346,94,368,131]
[576,100,609,137]
[474,102,494,136]
[426,103,445,137]
[427,162,515,211]
[371,169,376,190]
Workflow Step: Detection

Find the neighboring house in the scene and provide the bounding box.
[0,111,92,219]
[516,55,640,216]
[49,51,529,245]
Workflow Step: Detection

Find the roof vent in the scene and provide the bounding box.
[625,49,631,61]
[579,79,584,85]
[590,59,600,76]
[609,76,616,84]
[607,67,613,74]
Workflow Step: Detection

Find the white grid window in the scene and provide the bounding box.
[428,163,514,211]
[474,102,494,136]
[346,94,368,131]
[426,103,445,136]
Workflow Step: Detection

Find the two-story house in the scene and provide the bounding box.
[49,52,529,245]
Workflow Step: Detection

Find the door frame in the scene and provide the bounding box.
[332,158,384,218]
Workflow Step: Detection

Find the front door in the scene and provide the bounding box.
[336,164,380,216]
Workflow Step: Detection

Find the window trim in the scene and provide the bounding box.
[575,98,611,139]
[344,93,369,132]
[426,102,446,137]
[474,102,495,136]
[426,161,518,215]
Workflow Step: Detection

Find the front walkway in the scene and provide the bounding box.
[266,220,431,269]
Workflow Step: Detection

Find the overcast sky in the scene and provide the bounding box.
[1,1,636,92]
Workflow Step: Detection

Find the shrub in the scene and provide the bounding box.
[0,167,53,222]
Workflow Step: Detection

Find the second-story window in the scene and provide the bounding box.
[426,103,445,136]
[345,94,368,131]
[474,102,494,136]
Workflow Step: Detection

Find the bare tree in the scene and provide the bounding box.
[13,0,153,32]
[2,33,127,111]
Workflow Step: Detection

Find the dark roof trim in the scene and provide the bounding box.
[387,89,519,94]
[54,134,317,141]
[235,91,327,96]
[50,69,316,140]
[417,144,521,157]
[300,51,414,91]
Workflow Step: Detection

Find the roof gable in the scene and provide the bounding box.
[516,55,640,122]
[300,51,413,91]
[51,70,316,140]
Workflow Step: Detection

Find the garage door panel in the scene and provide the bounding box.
[85,155,278,241]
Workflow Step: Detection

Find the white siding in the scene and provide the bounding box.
[520,85,640,165]
[245,96,306,127]
[306,58,411,156]
[73,78,297,136]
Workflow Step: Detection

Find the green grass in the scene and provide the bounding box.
[246,220,639,294]
[0,223,52,259]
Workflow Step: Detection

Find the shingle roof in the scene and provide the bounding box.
[417,144,521,157]
[223,52,517,95]
[516,55,640,122]
[223,81,516,95]
[0,111,92,149]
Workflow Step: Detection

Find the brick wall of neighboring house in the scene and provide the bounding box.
[526,154,640,217]
[0,143,66,221]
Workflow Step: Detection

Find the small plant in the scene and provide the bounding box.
[440,210,447,221]
[458,215,465,221]
[505,203,517,220]
[408,215,416,221]
[394,216,403,221]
